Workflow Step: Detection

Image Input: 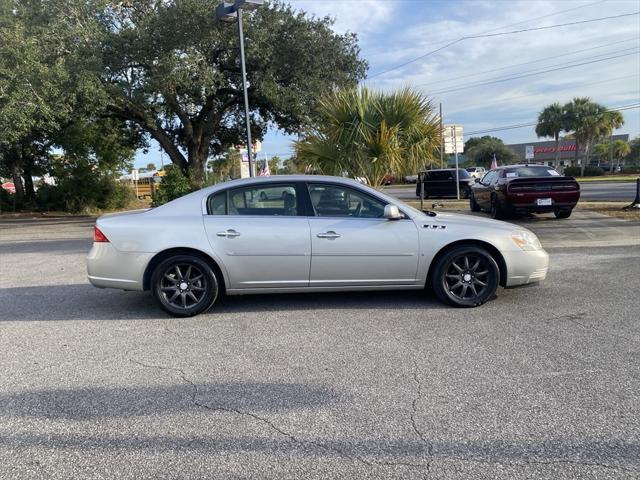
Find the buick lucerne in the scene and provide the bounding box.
[87,175,549,317]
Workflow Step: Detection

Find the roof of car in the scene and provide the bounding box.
[498,164,551,169]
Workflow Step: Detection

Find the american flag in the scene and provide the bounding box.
[258,158,270,176]
[490,153,498,171]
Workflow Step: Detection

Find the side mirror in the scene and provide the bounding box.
[384,204,402,220]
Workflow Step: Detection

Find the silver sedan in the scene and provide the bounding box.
[87,175,548,317]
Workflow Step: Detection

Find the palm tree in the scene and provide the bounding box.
[599,110,625,172]
[295,87,441,187]
[535,103,565,168]
[564,97,608,176]
[612,140,631,170]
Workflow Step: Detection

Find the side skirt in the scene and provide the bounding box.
[226,284,425,295]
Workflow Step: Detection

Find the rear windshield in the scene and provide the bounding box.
[504,166,560,178]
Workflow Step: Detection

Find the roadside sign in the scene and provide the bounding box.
[525,145,534,160]
[131,169,140,181]
[443,124,463,154]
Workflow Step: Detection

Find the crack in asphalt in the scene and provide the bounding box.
[405,360,635,475]
[127,358,636,475]
[551,311,639,345]
[128,358,427,471]
[410,359,433,476]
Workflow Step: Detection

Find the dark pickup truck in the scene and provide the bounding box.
[470,165,581,219]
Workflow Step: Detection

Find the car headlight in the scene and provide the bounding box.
[511,230,542,251]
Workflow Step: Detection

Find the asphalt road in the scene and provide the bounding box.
[1,213,639,479]
[384,181,639,202]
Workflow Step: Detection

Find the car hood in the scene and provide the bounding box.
[429,211,521,232]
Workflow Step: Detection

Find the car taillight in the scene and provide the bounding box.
[93,226,109,243]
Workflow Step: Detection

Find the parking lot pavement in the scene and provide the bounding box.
[1,214,639,479]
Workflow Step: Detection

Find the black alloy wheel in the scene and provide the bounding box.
[431,246,499,307]
[151,254,219,317]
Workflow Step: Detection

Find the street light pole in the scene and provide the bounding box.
[236,8,254,177]
[215,0,263,178]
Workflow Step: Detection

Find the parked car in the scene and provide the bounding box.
[469,165,580,219]
[404,174,418,183]
[415,169,475,199]
[88,175,549,316]
[382,174,396,185]
[466,166,486,179]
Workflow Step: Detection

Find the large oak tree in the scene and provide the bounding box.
[92,0,367,184]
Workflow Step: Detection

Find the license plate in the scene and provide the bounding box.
[537,198,552,206]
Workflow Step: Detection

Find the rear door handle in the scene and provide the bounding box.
[217,229,241,238]
[317,231,341,239]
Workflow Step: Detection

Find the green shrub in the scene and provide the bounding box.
[0,187,15,212]
[36,171,136,213]
[153,166,194,206]
[621,165,640,174]
[564,166,604,177]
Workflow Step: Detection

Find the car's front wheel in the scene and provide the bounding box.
[151,254,220,317]
[431,245,500,307]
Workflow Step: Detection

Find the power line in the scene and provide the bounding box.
[462,103,640,137]
[367,11,640,79]
[414,37,639,89]
[429,50,639,96]
[448,73,640,113]
[361,0,606,59]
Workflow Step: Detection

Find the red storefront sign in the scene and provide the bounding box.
[534,145,577,154]
[1,182,15,193]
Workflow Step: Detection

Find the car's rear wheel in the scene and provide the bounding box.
[554,209,572,219]
[490,194,504,219]
[462,186,471,199]
[151,254,219,317]
[469,193,481,212]
[431,246,499,308]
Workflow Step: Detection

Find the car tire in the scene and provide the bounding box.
[554,209,572,219]
[470,194,481,212]
[431,245,500,308]
[462,186,471,199]
[490,194,504,219]
[151,254,220,317]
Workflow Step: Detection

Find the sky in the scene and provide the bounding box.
[135,0,640,168]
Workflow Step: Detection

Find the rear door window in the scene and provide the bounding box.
[207,184,298,216]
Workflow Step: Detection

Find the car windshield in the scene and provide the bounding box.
[505,166,560,178]
[466,168,476,172]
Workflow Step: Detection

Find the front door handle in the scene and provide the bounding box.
[217,229,241,238]
[317,231,341,239]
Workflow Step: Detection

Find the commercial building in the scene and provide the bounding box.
[505,134,629,170]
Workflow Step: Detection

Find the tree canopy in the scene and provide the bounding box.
[93,0,367,184]
[1,0,367,210]
[464,136,517,168]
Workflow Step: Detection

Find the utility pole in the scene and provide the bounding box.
[439,103,444,169]
[453,125,460,200]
